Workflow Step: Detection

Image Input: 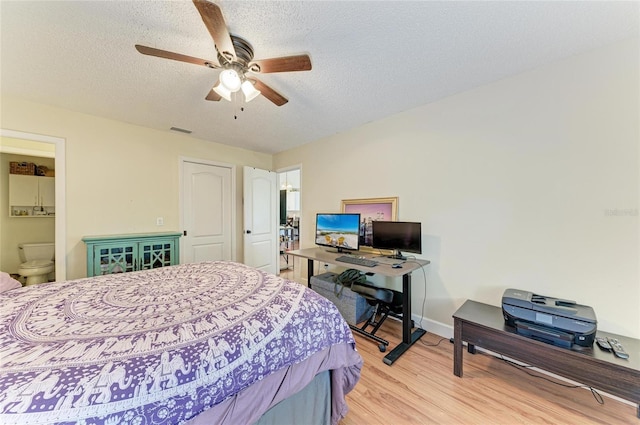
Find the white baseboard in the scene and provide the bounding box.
[412,314,453,339]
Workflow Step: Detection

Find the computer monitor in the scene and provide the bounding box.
[371,221,422,260]
[315,213,361,252]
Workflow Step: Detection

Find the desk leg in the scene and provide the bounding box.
[306,259,314,288]
[383,272,426,365]
[453,318,463,377]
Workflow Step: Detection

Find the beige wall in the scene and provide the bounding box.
[275,38,640,338]
[0,98,272,279]
[0,153,56,274]
[1,37,637,339]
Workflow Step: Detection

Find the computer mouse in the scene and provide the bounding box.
[392,264,402,268]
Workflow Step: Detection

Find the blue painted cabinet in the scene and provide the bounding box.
[82,232,181,277]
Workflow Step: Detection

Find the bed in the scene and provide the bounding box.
[0,261,362,425]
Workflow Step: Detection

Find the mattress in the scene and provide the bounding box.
[0,261,362,425]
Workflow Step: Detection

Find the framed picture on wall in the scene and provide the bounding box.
[341,197,398,251]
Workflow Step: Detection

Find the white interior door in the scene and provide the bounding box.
[243,166,278,274]
[182,160,233,263]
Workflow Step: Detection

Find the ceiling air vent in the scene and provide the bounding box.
[170,127,192,134]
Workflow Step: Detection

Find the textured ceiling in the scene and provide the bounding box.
[1,1,638,154]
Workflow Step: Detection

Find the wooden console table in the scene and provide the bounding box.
[287,247,430,366]
[453,300,640,417]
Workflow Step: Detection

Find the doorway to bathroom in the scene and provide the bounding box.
[0,129,66,282]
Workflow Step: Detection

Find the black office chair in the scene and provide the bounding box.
[350,281,404,352]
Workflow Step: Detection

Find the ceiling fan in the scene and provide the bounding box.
[135,0,312,106]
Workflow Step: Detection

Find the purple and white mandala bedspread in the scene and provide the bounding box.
[0,261,356,424]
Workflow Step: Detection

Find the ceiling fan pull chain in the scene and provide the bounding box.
[233,91,238,120]
[232,93,245,119]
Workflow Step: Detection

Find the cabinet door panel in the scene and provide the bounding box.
[39,177,55,207]
[138,241,174,270]
[9,175,39,206]
[94,244,137,275]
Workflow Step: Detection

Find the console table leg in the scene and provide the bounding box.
[453,318,463,377]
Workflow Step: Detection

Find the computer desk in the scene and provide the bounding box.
[287,247,430,365]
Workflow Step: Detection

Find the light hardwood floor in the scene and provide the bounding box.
[341,319,636,424]
[279,270,636,424]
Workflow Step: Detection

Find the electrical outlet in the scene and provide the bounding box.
[156,217,164,226]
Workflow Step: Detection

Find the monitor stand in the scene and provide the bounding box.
[386,250,406,260]
[326,247,347,254]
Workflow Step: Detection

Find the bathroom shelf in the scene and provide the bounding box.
[82,232,181,277]
[11,215,55,218]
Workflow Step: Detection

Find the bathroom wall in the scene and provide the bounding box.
[0,153,55,276]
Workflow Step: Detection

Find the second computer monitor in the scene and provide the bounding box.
[371,221,422,260]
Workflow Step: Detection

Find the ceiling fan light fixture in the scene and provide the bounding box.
[213,83,232,101]
[241,80,261,102]
[219,69,242,92]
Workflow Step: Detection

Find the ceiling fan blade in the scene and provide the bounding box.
[192,0,236,61]
[251,78,288,106]
[135,44,219,68]
[249,54,312,73]
[205,88,222,101]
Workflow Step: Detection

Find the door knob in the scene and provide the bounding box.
[246,230,252,234]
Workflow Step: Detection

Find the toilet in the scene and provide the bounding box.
[18,242,55,286]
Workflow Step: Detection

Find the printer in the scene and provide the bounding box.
[502,288,597,348]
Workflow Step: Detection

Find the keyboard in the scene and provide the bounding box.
[335,255,378,267]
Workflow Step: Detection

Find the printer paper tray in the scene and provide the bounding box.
[515,320,574,348]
